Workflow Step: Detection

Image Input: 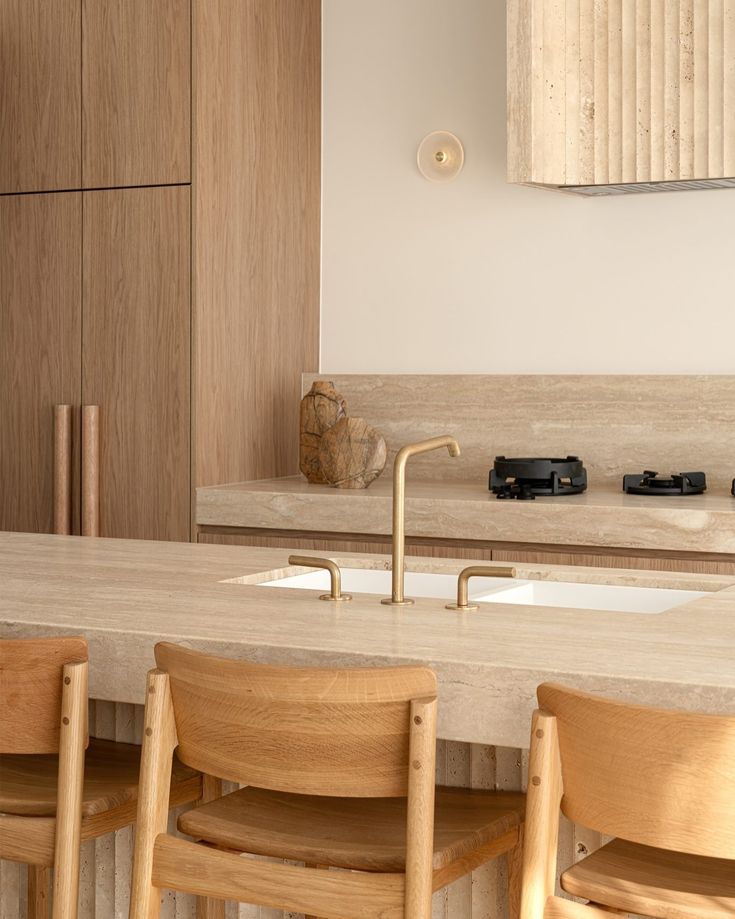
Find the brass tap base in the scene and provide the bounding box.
[320,593,353,602]
[445,602,480,612]
[380,597,415,606]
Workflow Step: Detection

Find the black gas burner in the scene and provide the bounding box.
[623,470,707,496]
[490,456,588,500]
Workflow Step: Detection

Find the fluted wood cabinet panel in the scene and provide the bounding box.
[0,0,81,193]
[83,0,191,188]
[508,0,735,185]
[0,194,81,533]
[82,186,190,541]
[194,0,321,491]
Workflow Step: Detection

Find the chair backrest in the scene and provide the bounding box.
[537,682,735,858]
[155,642,438,796]
[0,636,89,753]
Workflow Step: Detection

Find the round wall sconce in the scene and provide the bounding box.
[417,131,465,182]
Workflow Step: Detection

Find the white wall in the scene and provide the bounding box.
[321,0,735,374]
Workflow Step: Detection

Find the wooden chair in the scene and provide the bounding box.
[0,637,202,919]
[129,641,526,919]
[520,682,735,919]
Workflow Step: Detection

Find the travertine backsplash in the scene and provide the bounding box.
[304,375,735,490]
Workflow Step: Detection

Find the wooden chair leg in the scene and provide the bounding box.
[304,863,328,919]
[196,775,225,919]
[507,826,524,919]
[28,866,51,919]
[130,671,177,919]
[51,661,87,919]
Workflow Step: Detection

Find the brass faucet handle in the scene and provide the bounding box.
[446,565,517,612]
[288,555,353,602]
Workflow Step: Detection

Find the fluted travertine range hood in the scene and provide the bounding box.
[507,0,735,195]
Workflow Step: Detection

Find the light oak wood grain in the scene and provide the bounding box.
[176,785,522,876]
[0,738,199,820]
[0,640,201,919]
[27,866,50,919]
[193,0,320,492]
[0,0,81,193]
[134,647,522,919]
[82,0,190,188]
[538,682,735,858]
[82,186,190,541]
[543,900,626,919]
[0,194,82,535]
[561,838,735,918]
[51,661,88,919]
[81,406,100,538]
[53,406,73,536]
[155,641,437,797]
[525,684,735,918]
[508,0,735,185]
[0,637,87,755]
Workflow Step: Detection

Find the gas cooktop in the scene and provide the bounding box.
[489,456,588,500]
[622,470,707,496]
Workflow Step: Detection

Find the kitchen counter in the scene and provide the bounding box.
[2,532,734,748]
[197,476,735,556]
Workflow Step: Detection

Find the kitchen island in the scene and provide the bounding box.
[2,531,734,919]
[2,532,735,736]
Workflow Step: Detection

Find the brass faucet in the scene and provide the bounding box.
[381,435,461,606]
[445,565,517,611]
[288,555,353,601]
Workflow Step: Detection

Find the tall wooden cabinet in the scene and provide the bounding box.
[82,0,191,188]
[0,0,320,542]
[0,0,82,193]
[82,187,191,541]
[0,0,189,194]
[0,188,190,540]
[0,194,82,533]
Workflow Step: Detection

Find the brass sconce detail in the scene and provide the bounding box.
[417,131,465,181]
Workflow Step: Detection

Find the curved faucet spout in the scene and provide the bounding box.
[381,435,461,606]
[395,435,461,466]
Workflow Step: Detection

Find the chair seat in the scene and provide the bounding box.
[561,838,735,919]
[178,784,524,873]
[0,737,199,818]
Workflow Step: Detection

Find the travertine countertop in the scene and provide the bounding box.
[1,533,734,747]
[197,476,735,555]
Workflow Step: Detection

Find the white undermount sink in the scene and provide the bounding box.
[257,568,708,614]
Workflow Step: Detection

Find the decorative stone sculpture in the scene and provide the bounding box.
[299,381,347,483]
[318,417,387,489]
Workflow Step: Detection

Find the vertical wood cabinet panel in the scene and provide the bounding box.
[82,186,190,541]
[0,194,82,533]
[194,0,320,490]
[0,0,81,193]
[82,0,191,188]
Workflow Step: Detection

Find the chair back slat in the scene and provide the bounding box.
[538,682,735,858]
[155,642,437,797]
[0,637,88,753]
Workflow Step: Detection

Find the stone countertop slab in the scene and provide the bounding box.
[1,533,734,748]
[197,476,735,555]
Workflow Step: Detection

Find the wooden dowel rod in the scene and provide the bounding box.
[82,405,100,537]
[53,405,73,536]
